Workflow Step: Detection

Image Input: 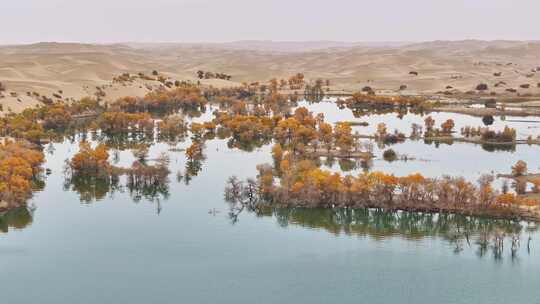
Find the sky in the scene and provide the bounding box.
[1,0,539,44]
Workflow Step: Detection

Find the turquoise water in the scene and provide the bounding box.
[2,103,540,303]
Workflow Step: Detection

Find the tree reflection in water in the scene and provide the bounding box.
[0,207,34,234]
[229,205,538,261]
[64,174,170,215]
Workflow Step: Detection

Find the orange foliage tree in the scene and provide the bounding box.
[0,140,45,209]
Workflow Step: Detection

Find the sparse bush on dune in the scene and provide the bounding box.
[196,70,232,81]
[361,86,374,94]
[113,73,136,83]
[138,72,155,81]
[476,83,488,91]
[520,84,530,89]
[0,82,5,92]
[506,88,517,93]
[409,71,418,76]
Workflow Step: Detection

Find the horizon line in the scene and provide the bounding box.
[1,38,540,47]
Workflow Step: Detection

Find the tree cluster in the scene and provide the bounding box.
[0,140,45,209]
[196,70,232,80]
[227,157,538,221]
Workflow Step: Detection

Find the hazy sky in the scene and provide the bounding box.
[1,0,539,44]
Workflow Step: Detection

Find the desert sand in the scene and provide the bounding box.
[1,40,540,113]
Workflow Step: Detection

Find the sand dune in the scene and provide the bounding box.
[1,40,540,113]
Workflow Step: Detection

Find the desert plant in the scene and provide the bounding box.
[476,83,488,91]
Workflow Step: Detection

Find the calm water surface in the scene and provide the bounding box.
[2,101,540,304]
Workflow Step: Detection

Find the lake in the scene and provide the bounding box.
[2,100,540,304]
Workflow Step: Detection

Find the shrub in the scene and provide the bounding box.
[361,86,373,93]
[476,83,488,91]
[482,115,494,126]
[383,149,397,162]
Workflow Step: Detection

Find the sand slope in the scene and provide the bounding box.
[1,40,540,113]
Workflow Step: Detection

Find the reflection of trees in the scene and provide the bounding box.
[64,173,170,207]
[228,205,538,259]
[127,182,170,204]
[63,175,121,203]
[0,207,34,233]
[91,132,155,151]
[323,157,372,173]
[347,106,425,119]
[157,129,187,145]
[178,157,205,186]
[338,158,357,172]
[226,137,270,152]
[481,143,516,152]
[424,138,454,147]
[182,107,206,119]
[272,208,525,237]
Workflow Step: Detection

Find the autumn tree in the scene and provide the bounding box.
[477,174,495,206]
[334,123,353,155]
[69,142,112,179]
[441,119,455,134]
[424,116,435,134]
[376,123,387,138]
[272,143,283,164]
[0,140,45,209]
[511,160,527,177]
[318,122,333,152]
